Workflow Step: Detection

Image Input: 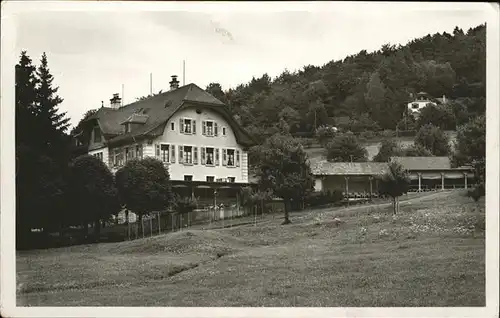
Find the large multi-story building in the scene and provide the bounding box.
[72,75,256,211]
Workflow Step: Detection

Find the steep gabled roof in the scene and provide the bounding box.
[86,83,255,147]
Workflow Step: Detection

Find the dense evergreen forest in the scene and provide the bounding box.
[205,24,486,142]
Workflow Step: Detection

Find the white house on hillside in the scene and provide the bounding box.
[407,91,448,117]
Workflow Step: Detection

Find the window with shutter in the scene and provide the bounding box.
[215,148,220,166]
[171,145,176,163]
[227,149,235,167]
[201,147,206,165]
[222,149,227,166]
[179,145,184,163]
[236,150,240,167]
[179,118,184,134]
[160,144,169,163]
[192,120,196,134]
[214,122,218,136]
[202,121,206,135]
[193,147,198,164]
[205,147,214,165]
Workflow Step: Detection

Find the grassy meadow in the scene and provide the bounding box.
[17,190,484,307]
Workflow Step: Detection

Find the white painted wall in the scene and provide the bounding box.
[151,107,249,182]
[314,178,323,192]
[407,100,437,115]
[89,147,109,166]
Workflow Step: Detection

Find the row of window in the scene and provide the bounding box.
[92,152,103,161]
[111,144,144,167]
[176,118,227,137]
[184,175,235,183]
[92,118,230,146]
[155,144,241,167]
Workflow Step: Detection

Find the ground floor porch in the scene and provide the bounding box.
[315,169,475,198]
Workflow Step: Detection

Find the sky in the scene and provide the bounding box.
[7,1,492,128]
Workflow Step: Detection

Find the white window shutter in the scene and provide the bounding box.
[202,121,206,135]
[171,145,175,163]
[193,147,198,164]
[192,120,196,135]
[215,148,220,166]
[180,118,184,134]
[236,150,240,167]
[214,122,218,136]
[222,149,227,166]
[179,145,184,163]
[201,147,206,165]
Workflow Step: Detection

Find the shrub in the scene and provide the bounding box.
[315,125,338,147]
[380,129,396,138]
[305,190,343,207]
[359,130,375,140]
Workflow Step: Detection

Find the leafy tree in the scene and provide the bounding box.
[417,104,456,130]
[400,144,433,157]
[377,162,410,214]
[115,158,173,236]
[205,82,227,104]
[255,134,314,224]
[452,115,485,201]
[415,124,450,156]
[348,113,380,133]
[373,139,402,162]
[71,109,97,135]
[326,133,368,162]
[67,155,120,238]
[364,71,386,125]
[315,125,338,147]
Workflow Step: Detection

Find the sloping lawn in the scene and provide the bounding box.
[17,190,485,307]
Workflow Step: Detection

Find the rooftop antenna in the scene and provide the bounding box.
[150,73,153,95]
[121,84,124,107]
[183,60,186,86]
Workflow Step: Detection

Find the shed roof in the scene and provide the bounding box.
[390,156,451,170]
[310,159,388,176]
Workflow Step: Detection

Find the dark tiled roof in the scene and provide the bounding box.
[390,156,451,170]
[86,83,255,147]
[309,159,388,176]
[120,113,150,125]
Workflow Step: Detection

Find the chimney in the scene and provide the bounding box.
[169,75,180,91]
[110,93,122,109]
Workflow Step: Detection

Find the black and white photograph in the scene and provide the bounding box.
[1,1,499,317]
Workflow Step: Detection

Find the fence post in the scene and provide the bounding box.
[158,212,161,234]
[150,217,153,237]
[171,214,174,232]
[127,222,130,241]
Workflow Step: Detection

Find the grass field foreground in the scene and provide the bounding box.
[17,190,485,307]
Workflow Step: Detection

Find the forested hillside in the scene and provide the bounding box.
[206,24,486,143]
